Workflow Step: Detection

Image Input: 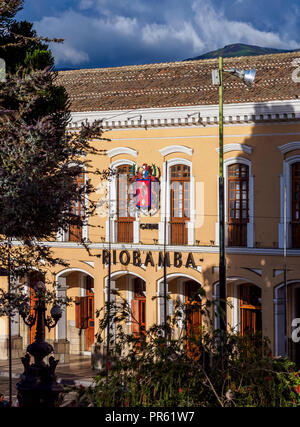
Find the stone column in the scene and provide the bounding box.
[10,278,23,358]
[53,276,70,363]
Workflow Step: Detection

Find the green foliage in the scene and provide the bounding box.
[79,290,300,407]
[0,0,105,317]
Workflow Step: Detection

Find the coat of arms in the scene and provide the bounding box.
[131,164,160,215]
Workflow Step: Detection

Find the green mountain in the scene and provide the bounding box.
[185,43,298,61]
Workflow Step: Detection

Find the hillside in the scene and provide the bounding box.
[184,43,297,61]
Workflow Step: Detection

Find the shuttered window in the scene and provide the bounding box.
[170,164,190,245]
[117,165,135,243]
[69,168,85,242]
[228,163,249,247]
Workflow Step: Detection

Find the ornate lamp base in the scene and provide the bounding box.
[16,347,64,407]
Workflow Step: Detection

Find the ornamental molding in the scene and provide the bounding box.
[159,145,193,156]
[68,100,300,130]
[216,143,252,155]
[106,147,138,158]
[278,141,300,154]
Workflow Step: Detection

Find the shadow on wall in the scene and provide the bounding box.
[212,94,300,361]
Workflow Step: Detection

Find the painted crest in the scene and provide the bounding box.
[131,164,160,215]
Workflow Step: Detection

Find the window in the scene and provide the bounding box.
[239,284,262,336]
[170,164,190,245]
[117,165,135,243]
[292,162,300,248]
[227,163,249,246]
[69,168,85,242]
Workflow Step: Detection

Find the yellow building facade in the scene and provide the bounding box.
[1,51,300,364]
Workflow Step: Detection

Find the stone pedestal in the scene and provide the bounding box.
[53,339,70,364]
[11,335,24,359]
[16,352,64,408]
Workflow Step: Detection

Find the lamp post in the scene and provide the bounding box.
[16,281,63,407]
[213,57,256,332]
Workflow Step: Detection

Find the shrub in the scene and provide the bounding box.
[81,290,300,407]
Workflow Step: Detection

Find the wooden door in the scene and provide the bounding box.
[85,276,95,351]
[117,165,134,242]
[74,277,95,351]
[185,281,202,358]
[239,284,262,336]
[170,164,190,245]
[131,278,146,342]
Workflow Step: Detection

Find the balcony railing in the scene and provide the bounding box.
[228,222,247,247]
[117,219,133,243]
[170,221,188,245]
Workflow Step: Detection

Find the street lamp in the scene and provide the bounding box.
[212,57,256,332]
[16,281,64,407]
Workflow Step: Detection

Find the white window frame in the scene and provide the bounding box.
[216,157,254,247]
[57,163,88,242]
[108,159,139,244]
[159,158,195,245]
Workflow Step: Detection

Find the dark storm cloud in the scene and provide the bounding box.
[17,0,300,69]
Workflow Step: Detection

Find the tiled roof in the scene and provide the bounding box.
[56,51,300,112]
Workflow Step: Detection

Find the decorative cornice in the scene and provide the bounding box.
[278,141,300,154]
[216,143,252,155]
[68,100,300,131]
[159,145,193,156]
[106,147,138,158]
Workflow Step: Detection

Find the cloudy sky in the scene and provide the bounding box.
[17,0,300,69]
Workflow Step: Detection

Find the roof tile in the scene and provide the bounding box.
[56,51,300,112]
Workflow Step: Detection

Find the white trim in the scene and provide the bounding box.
[242,267,262,276]
[278,155,300,248]
[69,99,300,130]
[80,261,95,268]
[55,268,94,279]
[278,141,300,154]
[216,143,252,155]
[107,147,138,158]
[159,145,193,157]
[107,270,146,281]
[158,272,202,283]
